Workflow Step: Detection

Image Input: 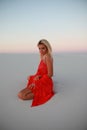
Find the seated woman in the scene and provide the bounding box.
[18,39,54,107]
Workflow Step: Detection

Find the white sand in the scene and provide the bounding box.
[0,53,87,130]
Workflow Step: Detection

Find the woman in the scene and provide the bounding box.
[18,39,54,107]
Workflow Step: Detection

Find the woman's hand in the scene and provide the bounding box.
[29,83,35,89]
[34,75,41,81]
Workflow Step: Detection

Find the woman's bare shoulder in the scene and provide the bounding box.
[45,54,53,62]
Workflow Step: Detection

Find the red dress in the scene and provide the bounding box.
[27,60,54,107]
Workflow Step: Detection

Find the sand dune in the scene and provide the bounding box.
[0,53,87,130]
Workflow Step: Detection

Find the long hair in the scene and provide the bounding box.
[37,39,52,56]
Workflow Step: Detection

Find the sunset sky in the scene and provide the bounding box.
[0,0,87,53]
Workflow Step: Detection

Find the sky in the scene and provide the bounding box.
[0,0,87,53]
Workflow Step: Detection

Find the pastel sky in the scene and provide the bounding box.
[0,0,87,53]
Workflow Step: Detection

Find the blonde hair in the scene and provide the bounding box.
[37,39,52,56]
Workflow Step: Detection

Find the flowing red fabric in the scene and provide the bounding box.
[26,60,54,107]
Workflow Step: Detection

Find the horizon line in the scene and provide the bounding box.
[0,50,87,54]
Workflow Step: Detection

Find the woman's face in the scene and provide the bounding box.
[38,44,48,55]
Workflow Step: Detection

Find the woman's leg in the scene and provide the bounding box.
[23,92,34,100]
[18,87,34,100]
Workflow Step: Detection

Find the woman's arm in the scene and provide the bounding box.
[45,55,53,78]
